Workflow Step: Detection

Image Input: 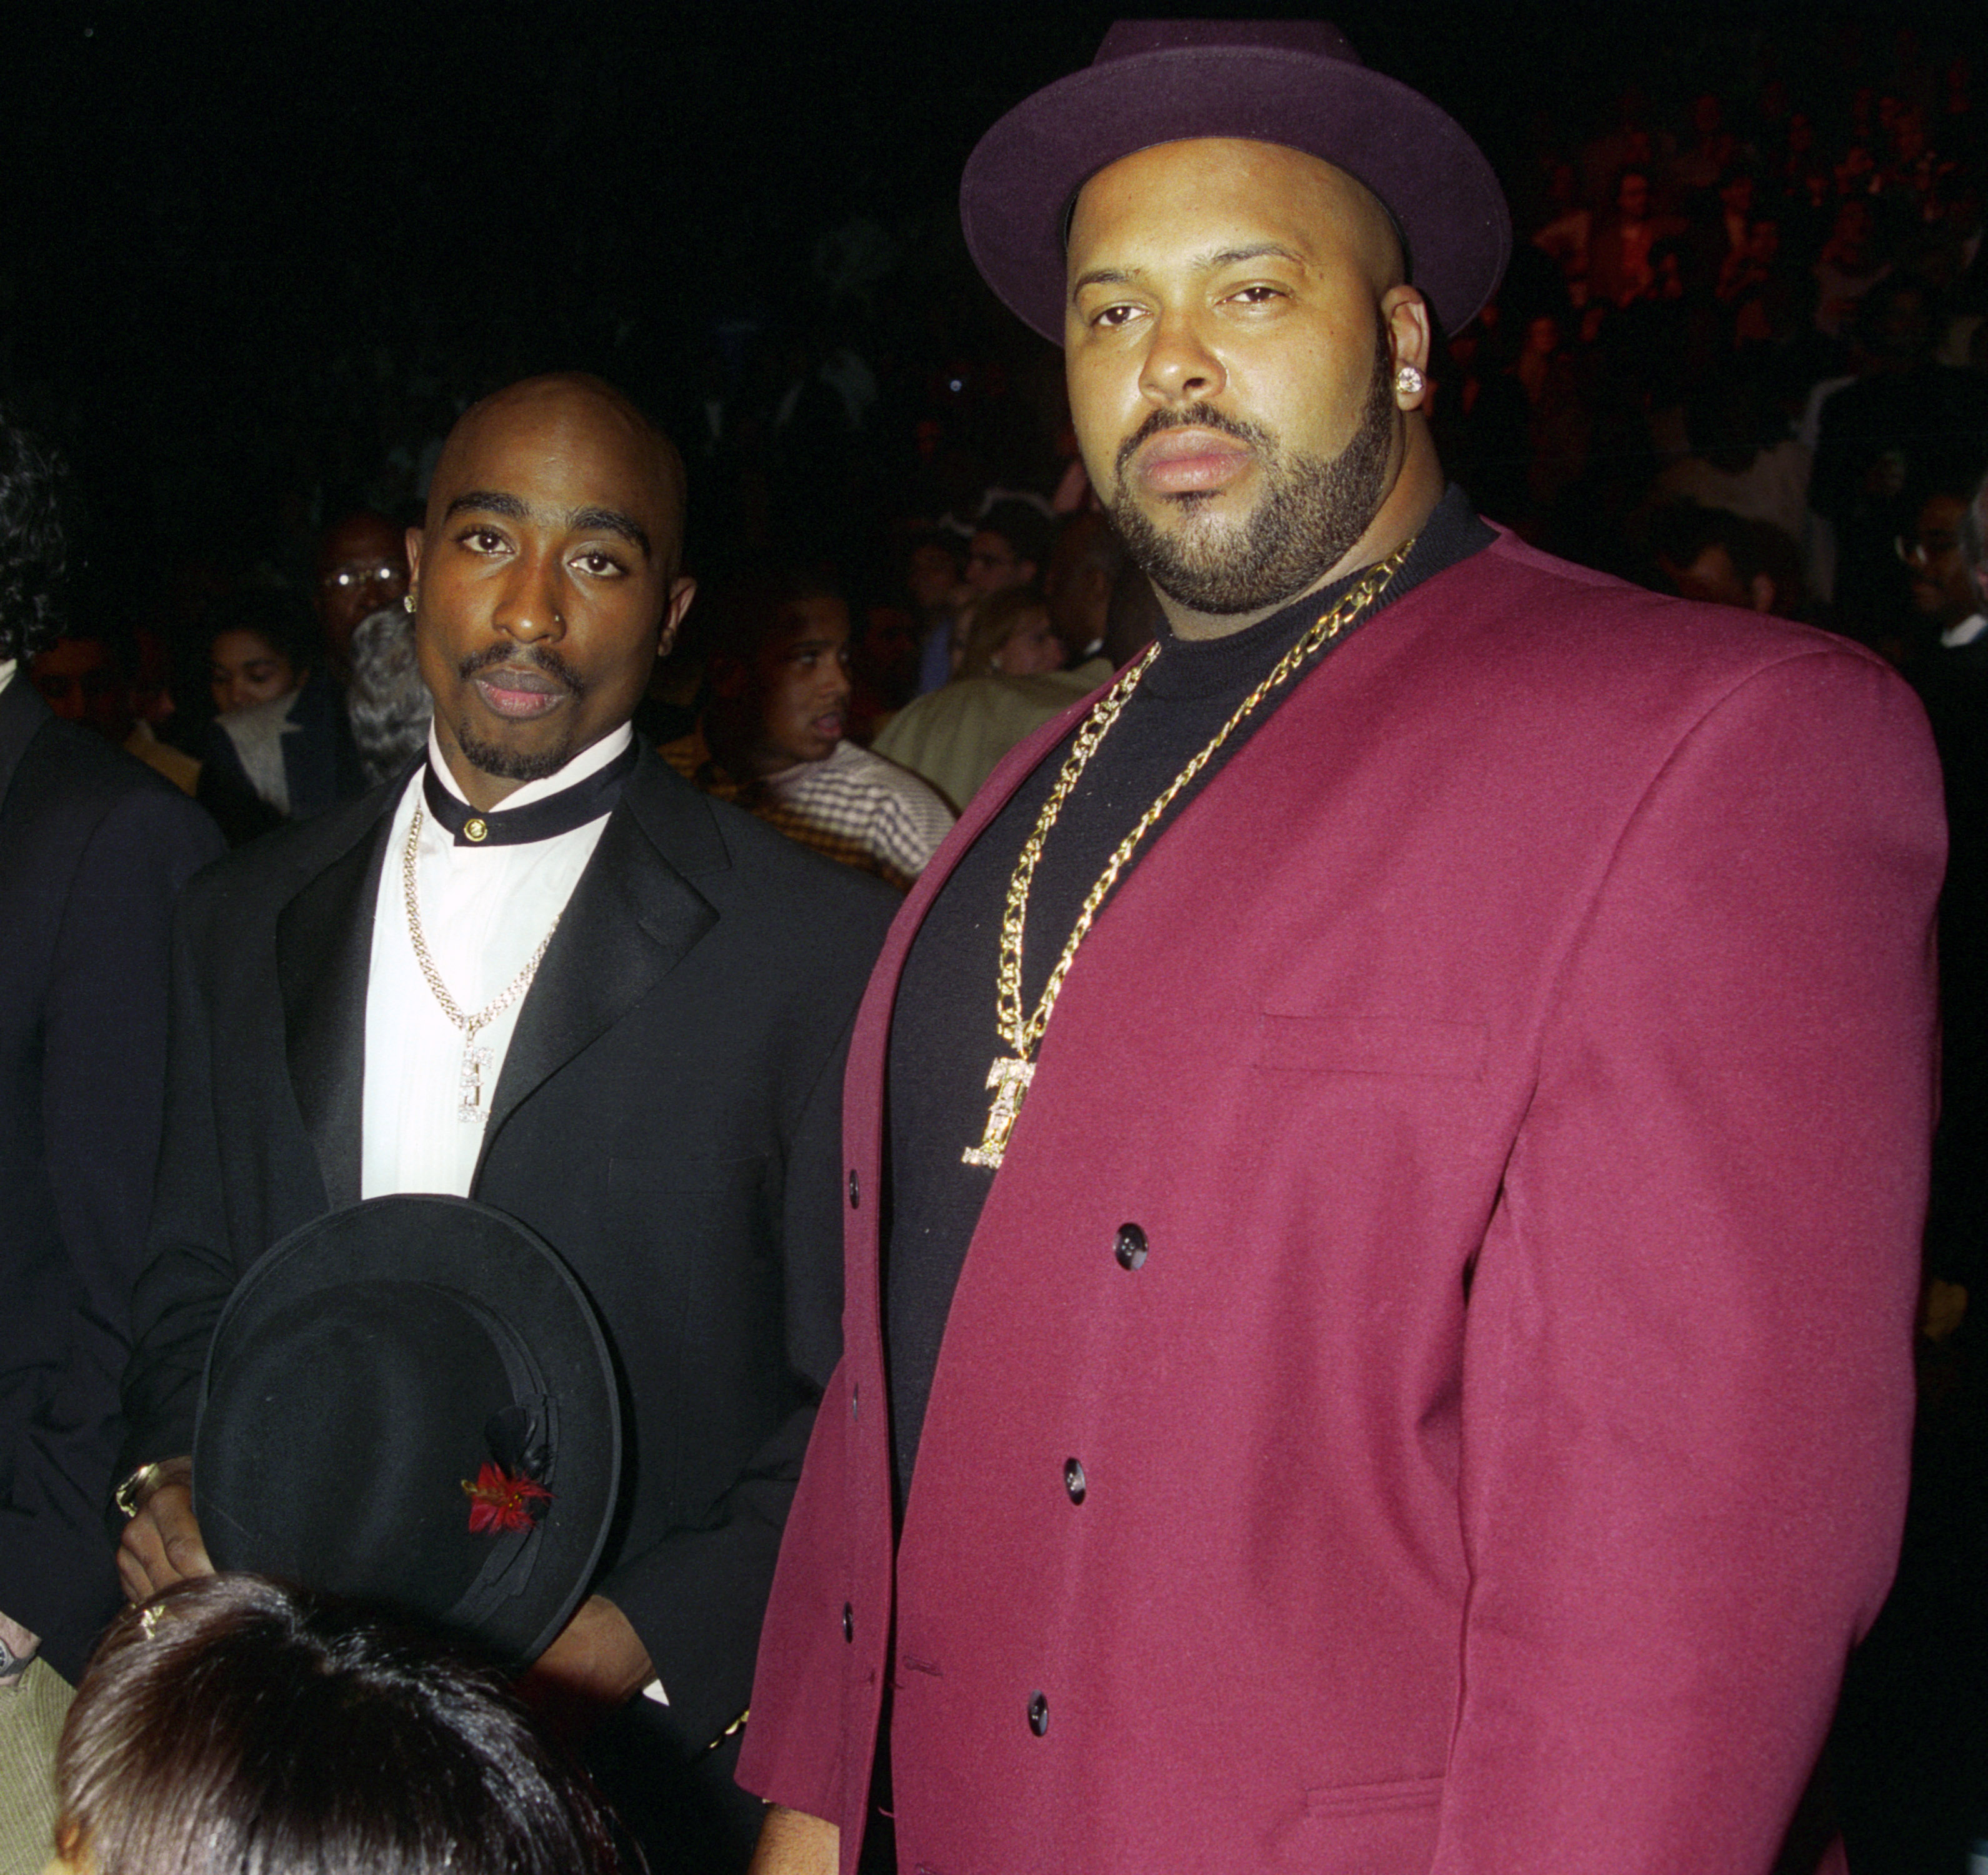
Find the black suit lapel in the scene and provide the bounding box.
[477,759,724,1172]
[276,813,393,1211]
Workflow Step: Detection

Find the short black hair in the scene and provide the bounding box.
[57,1576,624,1875]
[696,564,849,668]
[975,498,1053,572]
[0,410,69,664]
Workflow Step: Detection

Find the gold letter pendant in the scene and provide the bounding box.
[962,1056,1034,1169]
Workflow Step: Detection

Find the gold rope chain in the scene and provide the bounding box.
[963,537,1417,1170]
[403,803,562,1121]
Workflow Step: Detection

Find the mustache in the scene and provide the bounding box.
[456,642,587,695]
[1115,404,1273,481]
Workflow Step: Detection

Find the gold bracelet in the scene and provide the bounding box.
[114,1461,166,1520]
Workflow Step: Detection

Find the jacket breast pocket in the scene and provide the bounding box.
[1251,1012,1487,1079]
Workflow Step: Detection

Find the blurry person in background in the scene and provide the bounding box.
[1650,502,1806,619]
[29,628,198,794]
[664,569,954,888]
[954,587,1066,679]
[903,528,972,697]
[314,510,411,688]
[197,586,362,841]
[963,498,1051,600]
[0,408,219,1875]
[343,601,432,788]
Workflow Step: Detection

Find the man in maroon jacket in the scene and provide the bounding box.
[742,24,1945,1875]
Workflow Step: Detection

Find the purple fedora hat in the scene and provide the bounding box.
[961,19,1511,345]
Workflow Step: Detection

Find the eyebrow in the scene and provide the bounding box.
[442,490,652,558]
[1069,242,1305,300]
[569,505,652,556]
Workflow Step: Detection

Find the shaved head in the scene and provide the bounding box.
[427,374,687,584]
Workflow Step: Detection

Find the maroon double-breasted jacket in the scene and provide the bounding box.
[740,533,1946,1875]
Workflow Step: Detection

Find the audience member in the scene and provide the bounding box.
[50,1576,624,1875]
[1899,464,1988,650]
[29,629,200,795]
[1649,501,1805,617]
[198,587,363,839]
[1041,510,1126,668]
[964,496,1052,599]
[875,548,1159,814]
[664,568,954,887]
[1651,370,1813,546]
[0,411,220,1875]
[843,602,923,746]
[314,510,411,687]
[903,528,973,696]
[1811,276,1988,643]
[344,600,432,786]
[954,586,1066,679]
[1587,169,1684,308]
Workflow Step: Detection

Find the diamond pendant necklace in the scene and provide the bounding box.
[963,538,1416,1171]
[403,803,561,1124]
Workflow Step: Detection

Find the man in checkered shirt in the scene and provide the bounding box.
[664,571,954,890]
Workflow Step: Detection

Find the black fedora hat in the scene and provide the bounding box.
[193,1196,621,1667]
[961,19,1511,344]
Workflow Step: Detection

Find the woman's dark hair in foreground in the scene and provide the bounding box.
[56,1574,626,1875]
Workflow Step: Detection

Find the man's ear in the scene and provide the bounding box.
[404,526,426,606]
[1384,287,1434,408]
[659,575,697,659]
[1747,572,1777,614]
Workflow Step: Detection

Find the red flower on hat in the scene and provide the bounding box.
[462,1461,551,1534]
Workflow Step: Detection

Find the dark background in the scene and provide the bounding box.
[2,2,1981,591]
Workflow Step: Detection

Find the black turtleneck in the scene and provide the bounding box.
[883,486,1494,1498]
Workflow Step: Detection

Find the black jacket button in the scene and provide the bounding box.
[1114,1223,1148,1270]
[848,1169,860,1209]
[842,1602,854,1642]
[1027,1691,1049,1736]
[1064,1459,1086,1504]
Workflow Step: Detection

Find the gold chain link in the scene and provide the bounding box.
[995,538,1416,1059]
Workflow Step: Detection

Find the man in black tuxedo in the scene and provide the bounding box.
[114,375,894,1869]
[0,412,221,1863]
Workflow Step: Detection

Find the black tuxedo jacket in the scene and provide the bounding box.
[0,679,222,1679]
[119,748,894,1751]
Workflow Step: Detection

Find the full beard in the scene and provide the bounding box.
[1106,326,1399,618]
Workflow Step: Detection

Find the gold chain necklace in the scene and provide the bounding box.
[402,803,562,1124]
[962,538,1416,1169]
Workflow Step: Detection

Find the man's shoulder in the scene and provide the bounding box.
[1429,530,1887,679]
[1387,532,1932,788]
[6,709,221,855]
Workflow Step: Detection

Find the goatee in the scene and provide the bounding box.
[451,643,587,782]
[1107,326,1398,618]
